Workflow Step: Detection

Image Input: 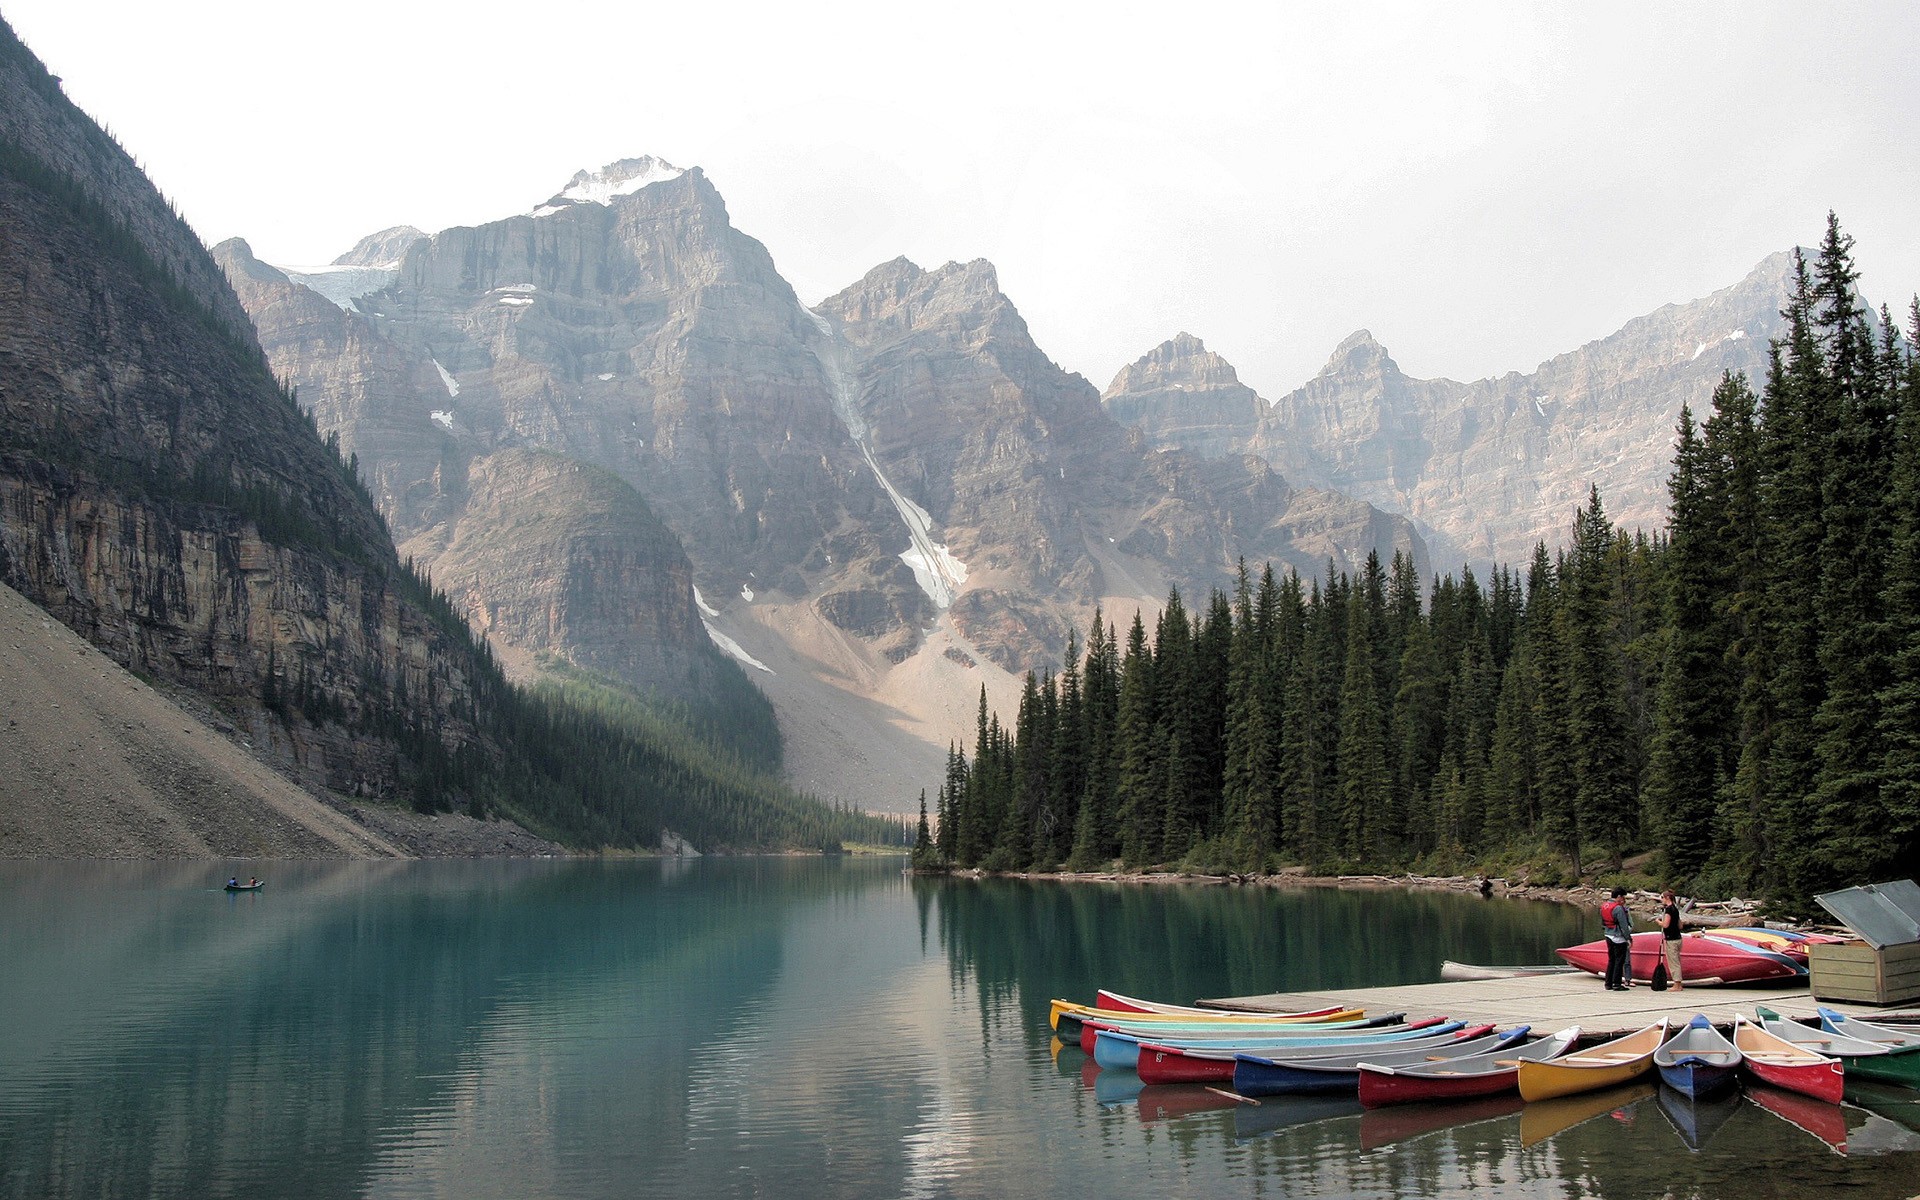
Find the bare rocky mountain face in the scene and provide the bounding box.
[230,161,1423,807]
[213,238,744,709]
[1106,255,1794,570]
[0,19,526,837]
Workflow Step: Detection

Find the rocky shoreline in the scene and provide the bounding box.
[940,864,1813,931]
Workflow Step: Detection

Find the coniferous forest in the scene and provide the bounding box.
[920,216,1920,917]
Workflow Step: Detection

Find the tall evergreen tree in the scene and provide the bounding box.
[1647,403,1735,882]
[1336,581,1389,862]
[1564,487,1636,866]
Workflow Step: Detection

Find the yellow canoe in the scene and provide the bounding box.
[1048,998,1364,1030]
[1517,1020,1669,1102]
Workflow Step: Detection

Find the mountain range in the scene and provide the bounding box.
[0,2,1811,825]
[223,158,1429,807]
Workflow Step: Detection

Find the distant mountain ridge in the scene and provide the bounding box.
[1104,253,1796,569]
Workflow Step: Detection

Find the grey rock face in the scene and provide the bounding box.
[333,225,427,268]
[820,258,1427,667]
[214,237,743,707]
[1105,255,1794,570]
[1101,332,1263,459]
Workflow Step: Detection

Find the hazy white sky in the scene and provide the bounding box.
[9,1,1919,396]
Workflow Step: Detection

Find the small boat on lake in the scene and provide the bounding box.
[1755,1007,1920,1088]
[223,879,264,892]
[1439,960,1580,982]
[1732,1014,1844,1103]
[1556,932,1802,983]
[1127,1018,1453,1081]
[1092,989,1307,1016]
[1654,1014,1742,1099]
[1051,999,1359,1038]
[1102,1018,1459,1073]
[1072,1010,1382,1055]
[1356,1026,1582,1107]
[1232,1026,1525,1097]
[1517,1019,1668,1101]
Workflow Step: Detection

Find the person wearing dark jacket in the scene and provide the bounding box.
[1601,887,1634,990]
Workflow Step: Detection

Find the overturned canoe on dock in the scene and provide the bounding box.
[1556,932,1803,983]
[1439,960,1580,982]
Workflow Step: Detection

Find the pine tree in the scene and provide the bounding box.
[1564,487,1636,867]
[1336,581,1389,862]
[1875,300,1920,878]
[1115,612,1161,865]
[1805,214,1896,897]
[1646,403,1735,882]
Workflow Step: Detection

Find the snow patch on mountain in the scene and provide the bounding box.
[692,586,720,618]
[432,359,459,398]
[804,309,970,609]
[704,623,771,673]
[274,263,399,310]
[533,157,685,216]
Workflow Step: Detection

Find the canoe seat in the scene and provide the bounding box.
[1491,1060,1523,1067]
[1585,1052,1642,1060]
[1743,1051,1810,1063]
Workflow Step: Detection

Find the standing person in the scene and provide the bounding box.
[1659,890,1684,991]
[1601,886,1634,990]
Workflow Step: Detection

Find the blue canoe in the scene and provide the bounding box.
[1092,1019,1466,1071]
[1232,1026,1527,1097]
[1654,1015,1742,1099]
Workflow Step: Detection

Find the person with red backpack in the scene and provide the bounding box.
[1601,886,1635,990]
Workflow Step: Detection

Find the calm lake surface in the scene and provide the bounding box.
[2,857,1917,1199]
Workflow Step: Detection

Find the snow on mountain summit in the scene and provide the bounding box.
[533,157,686,216]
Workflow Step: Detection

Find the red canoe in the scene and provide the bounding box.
[1356,1027,1582,1107]
[1555,931,1803,983]
[1133,1017,1449,1083]
[1732,1015,1846,1104]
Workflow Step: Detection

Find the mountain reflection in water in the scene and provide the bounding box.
[0,859,1915,1199]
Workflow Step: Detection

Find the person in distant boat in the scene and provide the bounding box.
[1601,887,1634,990]
[1659,889,1684,991]
[228,877,238,888]
[247,877,259,888]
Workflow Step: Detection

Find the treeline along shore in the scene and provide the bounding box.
[917,216,1920,918]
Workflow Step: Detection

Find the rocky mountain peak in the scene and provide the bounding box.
[208,237,288,286]
[533,155,688,216]
[1323,329,1398,376]
[1104,332,1244,398]
[333,225,427,269]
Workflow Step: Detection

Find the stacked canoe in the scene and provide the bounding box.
[1051,988,1920,1129]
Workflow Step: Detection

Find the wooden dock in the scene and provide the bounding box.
[1202,975,1919,1039]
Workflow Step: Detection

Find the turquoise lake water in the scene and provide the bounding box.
[1,857,1917,1198]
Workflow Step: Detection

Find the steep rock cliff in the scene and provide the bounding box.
[0,19,490,811]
